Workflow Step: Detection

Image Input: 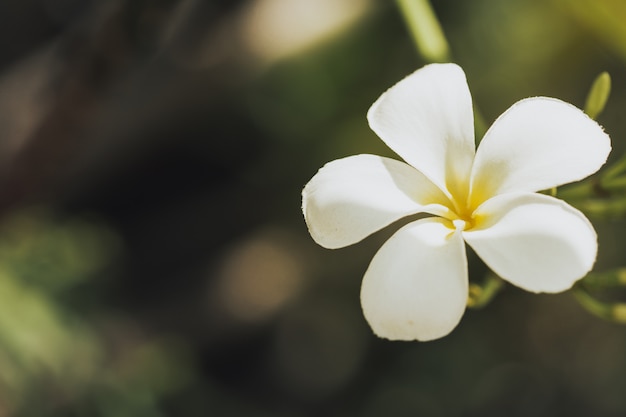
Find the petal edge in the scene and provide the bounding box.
[302,154,451,249]
[470,97,611,202]
[361,218,468,341]
[367,63,476,194]
[464,193,597,293]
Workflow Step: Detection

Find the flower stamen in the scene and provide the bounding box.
[452,219,467,231]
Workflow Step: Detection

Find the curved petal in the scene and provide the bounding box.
[463,193,597,293]
[367,63,475,195]
[360,218,468,341]
[302,154,452,249]
[470,97,611,204]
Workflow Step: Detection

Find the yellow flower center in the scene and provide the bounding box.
[439,177,487,232]
[442,210,476,232]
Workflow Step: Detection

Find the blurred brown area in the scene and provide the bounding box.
[1,0,626,416]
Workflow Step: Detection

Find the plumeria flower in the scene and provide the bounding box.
[302,63,611,341]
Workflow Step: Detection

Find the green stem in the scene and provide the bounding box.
[572,286,626,324]
[395,0,451,63]
[580,268,626,290]
[559,178,597,201]
[602,153,626,182]
[559,173,626,216]
[574,197,626,218]
[467,274,504,309]
[395,0,489,141]
[602,175,626,191]
[556,180,594,201]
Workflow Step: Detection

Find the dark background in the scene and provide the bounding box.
[1,0,626,416]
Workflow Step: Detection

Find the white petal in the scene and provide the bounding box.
[463,193,597,293]
[360,218,468,341]
[367,63,475,195]
[470,97,611,203]
[302,154,452,249]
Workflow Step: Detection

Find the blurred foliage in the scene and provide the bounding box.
[0,0,626,416]
[0,209,193,416]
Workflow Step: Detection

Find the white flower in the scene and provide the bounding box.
[302,63,611,341]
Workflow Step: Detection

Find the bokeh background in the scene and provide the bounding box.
[1,0,626,416]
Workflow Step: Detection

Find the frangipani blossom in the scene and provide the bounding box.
[302,63,611,341]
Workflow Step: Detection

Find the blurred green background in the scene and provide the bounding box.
[1,0,626,416]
